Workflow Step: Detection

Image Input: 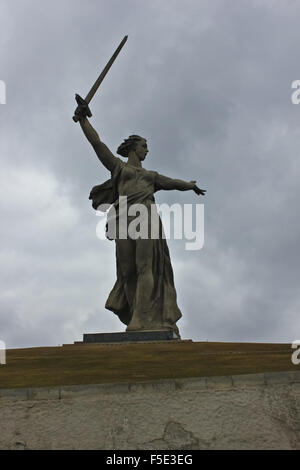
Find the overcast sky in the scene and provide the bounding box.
[1,0,300,348]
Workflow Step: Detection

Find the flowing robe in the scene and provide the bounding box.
[89,156,182,336]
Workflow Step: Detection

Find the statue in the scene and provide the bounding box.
[73,37,206,338]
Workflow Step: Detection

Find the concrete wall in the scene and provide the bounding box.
[1,371,300,450]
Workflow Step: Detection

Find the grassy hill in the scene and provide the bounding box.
[0,341,298,389]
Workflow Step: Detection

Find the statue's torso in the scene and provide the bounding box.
[117,164,156,197]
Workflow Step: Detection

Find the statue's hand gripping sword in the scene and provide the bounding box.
[72,35,128,122]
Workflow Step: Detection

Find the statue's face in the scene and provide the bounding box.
[135,139,148,161]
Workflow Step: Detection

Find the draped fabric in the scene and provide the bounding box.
[89,162,122,210]
[89,160,182,336]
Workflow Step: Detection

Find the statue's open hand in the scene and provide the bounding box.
[190,181,206,196]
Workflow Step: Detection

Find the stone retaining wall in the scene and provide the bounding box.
[1,371,300,449]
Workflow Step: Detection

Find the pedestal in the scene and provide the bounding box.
[81,330,180,344]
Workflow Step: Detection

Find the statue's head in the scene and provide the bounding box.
[117,135,148,161]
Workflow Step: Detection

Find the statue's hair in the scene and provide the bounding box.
[117,135,145,158]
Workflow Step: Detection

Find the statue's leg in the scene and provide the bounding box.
[115,238,137,312]
[131,237,182,334]
[127,238,161,331]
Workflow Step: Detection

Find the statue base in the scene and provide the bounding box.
[80,330,180,344]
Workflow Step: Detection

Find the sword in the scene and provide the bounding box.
[72,35,128,122]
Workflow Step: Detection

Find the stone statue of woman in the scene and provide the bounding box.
[75,103,206,338]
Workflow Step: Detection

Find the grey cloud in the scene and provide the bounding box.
[1,0,300,347]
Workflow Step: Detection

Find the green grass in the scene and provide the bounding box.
[0,341,298,389]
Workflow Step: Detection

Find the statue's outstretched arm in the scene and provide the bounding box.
[155,173,206,196]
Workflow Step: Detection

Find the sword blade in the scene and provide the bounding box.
[85,35,128,104]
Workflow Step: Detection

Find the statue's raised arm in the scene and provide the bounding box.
[72,36,128,173]
[75,105,120,173]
